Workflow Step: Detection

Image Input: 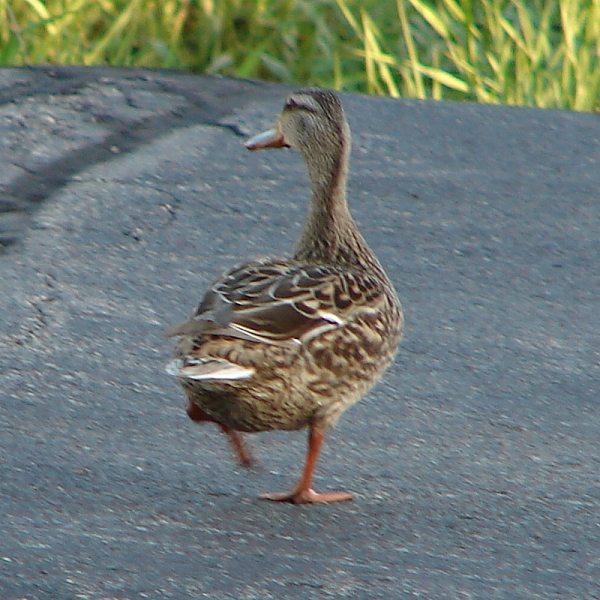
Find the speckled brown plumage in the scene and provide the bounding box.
[166,89,403,503]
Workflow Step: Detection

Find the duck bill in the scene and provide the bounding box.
[245,129,289,150]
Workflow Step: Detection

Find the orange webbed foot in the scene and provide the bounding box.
[259,423,352,504]
[220,425,254,469]
[187,402,254,468]
[260,488,352,504]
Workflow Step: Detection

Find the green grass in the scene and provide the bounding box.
[1,0,599,111]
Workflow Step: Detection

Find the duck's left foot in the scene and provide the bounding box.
[221,426,254,469]
[260,488,352,504]
[187,402,253,468]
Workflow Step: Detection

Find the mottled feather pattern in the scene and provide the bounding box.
[166,258,392,348]
[172,304,401,433]
[168,268,402,433]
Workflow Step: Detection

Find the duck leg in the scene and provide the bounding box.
[187,402,253,468]
[261,422,353,504]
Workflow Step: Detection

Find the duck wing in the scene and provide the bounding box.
[164,259,384,348]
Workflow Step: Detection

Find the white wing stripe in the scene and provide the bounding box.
[165,358,255,381]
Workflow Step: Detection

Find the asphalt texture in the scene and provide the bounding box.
[1,66,599,599]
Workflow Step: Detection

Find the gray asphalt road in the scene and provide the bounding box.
[1,66,599,599]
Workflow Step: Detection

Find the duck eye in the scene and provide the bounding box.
[285,97,318,113]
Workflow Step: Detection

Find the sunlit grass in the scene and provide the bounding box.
[1,0,598,111]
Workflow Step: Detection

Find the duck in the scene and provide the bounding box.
[165,88,403,503]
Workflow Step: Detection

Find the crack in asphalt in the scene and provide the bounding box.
[0,66,268,252]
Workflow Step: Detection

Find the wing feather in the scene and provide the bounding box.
[165,259,385,346]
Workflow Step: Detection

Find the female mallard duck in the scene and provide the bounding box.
[166,89,403,503]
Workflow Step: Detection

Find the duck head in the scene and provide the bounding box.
[245,89,349,159]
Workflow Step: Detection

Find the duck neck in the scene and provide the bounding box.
[294,142,379,272]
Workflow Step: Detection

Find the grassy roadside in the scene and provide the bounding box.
[1,0,599,111]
